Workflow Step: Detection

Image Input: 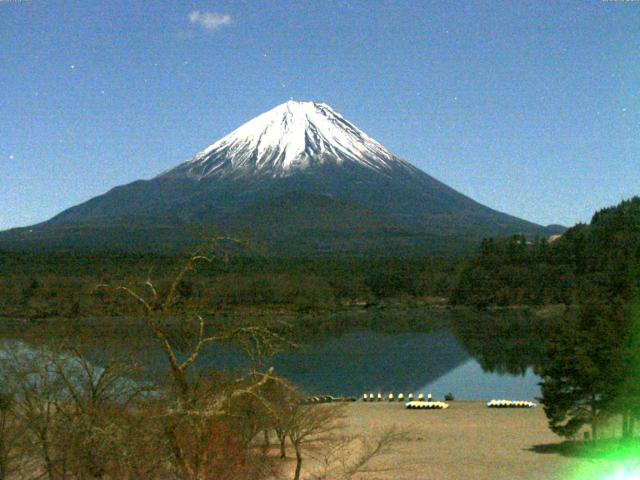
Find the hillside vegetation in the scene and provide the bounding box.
[0,253,456,320]
[451,197,640,307]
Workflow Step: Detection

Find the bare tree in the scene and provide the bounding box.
[284,403,346,480]
[98,239,294,480]
[5,341,158,480]
[310,426,410,480]
[0,240,383,480]
[12,350,67,480]
[0,387,26,480]
[51,348,152,480]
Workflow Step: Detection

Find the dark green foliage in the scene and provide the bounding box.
[618,300,640,438]
[0,251,460,319]
[532,197,640,440]
[451,196,640,308]
[447,196,640,439]
[450,235,576,307]
[364,263,417,298]
[540,300,628,439]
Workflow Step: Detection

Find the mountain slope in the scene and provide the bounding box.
[0,101,562,255]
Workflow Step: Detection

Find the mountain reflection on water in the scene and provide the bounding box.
[249,309,550,399]
[268,322,546,399]
[0,309,554,400]
[271,330,468,397]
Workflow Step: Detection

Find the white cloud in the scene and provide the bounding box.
[188,10,231,32]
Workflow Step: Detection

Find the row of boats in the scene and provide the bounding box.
[405,401,449,409]
[362,393,433,402]
[486,399,536,408]
[405,399,536,410]
[360,393,537,409]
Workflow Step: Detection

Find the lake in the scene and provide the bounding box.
[223,329,542,400]
[0,308,552,401]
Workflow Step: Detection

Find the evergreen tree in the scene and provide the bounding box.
[614,298,640,439]
[539,298,627,440]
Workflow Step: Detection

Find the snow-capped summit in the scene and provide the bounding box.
[9,100,562,255]
[162,101,413,179]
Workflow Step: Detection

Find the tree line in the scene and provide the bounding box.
[0,252,457,319]
[452,196,640,441]
[449,197,640,309]
[538,198,640,441]
[0,243,407,480]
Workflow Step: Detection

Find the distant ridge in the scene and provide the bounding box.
[0,101,564,255]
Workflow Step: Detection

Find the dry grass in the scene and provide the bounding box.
[327,401,583,480]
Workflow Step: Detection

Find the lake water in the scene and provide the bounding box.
[0,310,548,401]
[122,326,543,401]
[256,329,542,400]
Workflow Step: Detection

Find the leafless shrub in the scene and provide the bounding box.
[310,426,410,480]
[0,240,342,480]
[96,239,294,480]
[0,341,158,480]
[52,350,152,479]
[1,344,65,480]
[279,401,346,480]
[0,386,27,480]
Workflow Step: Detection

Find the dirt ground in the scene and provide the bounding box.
[330,401,582,480]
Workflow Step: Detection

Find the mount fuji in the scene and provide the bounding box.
[162,101,416,180]
[0,101,563,255]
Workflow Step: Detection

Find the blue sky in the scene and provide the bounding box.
[1,0,638,230]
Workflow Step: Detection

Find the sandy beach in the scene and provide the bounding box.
[331,401,582,480]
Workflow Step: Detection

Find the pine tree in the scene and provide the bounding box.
[615,298,640,439]
[540,298,627,440]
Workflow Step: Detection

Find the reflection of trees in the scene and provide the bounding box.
[3,307,555,396]
[271,329,469,396]
[450,309,556,376]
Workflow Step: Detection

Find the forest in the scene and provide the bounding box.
[0,198,639,478]
[451,197,640,308]
[0,251,457,320]
[2,197,640,319]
